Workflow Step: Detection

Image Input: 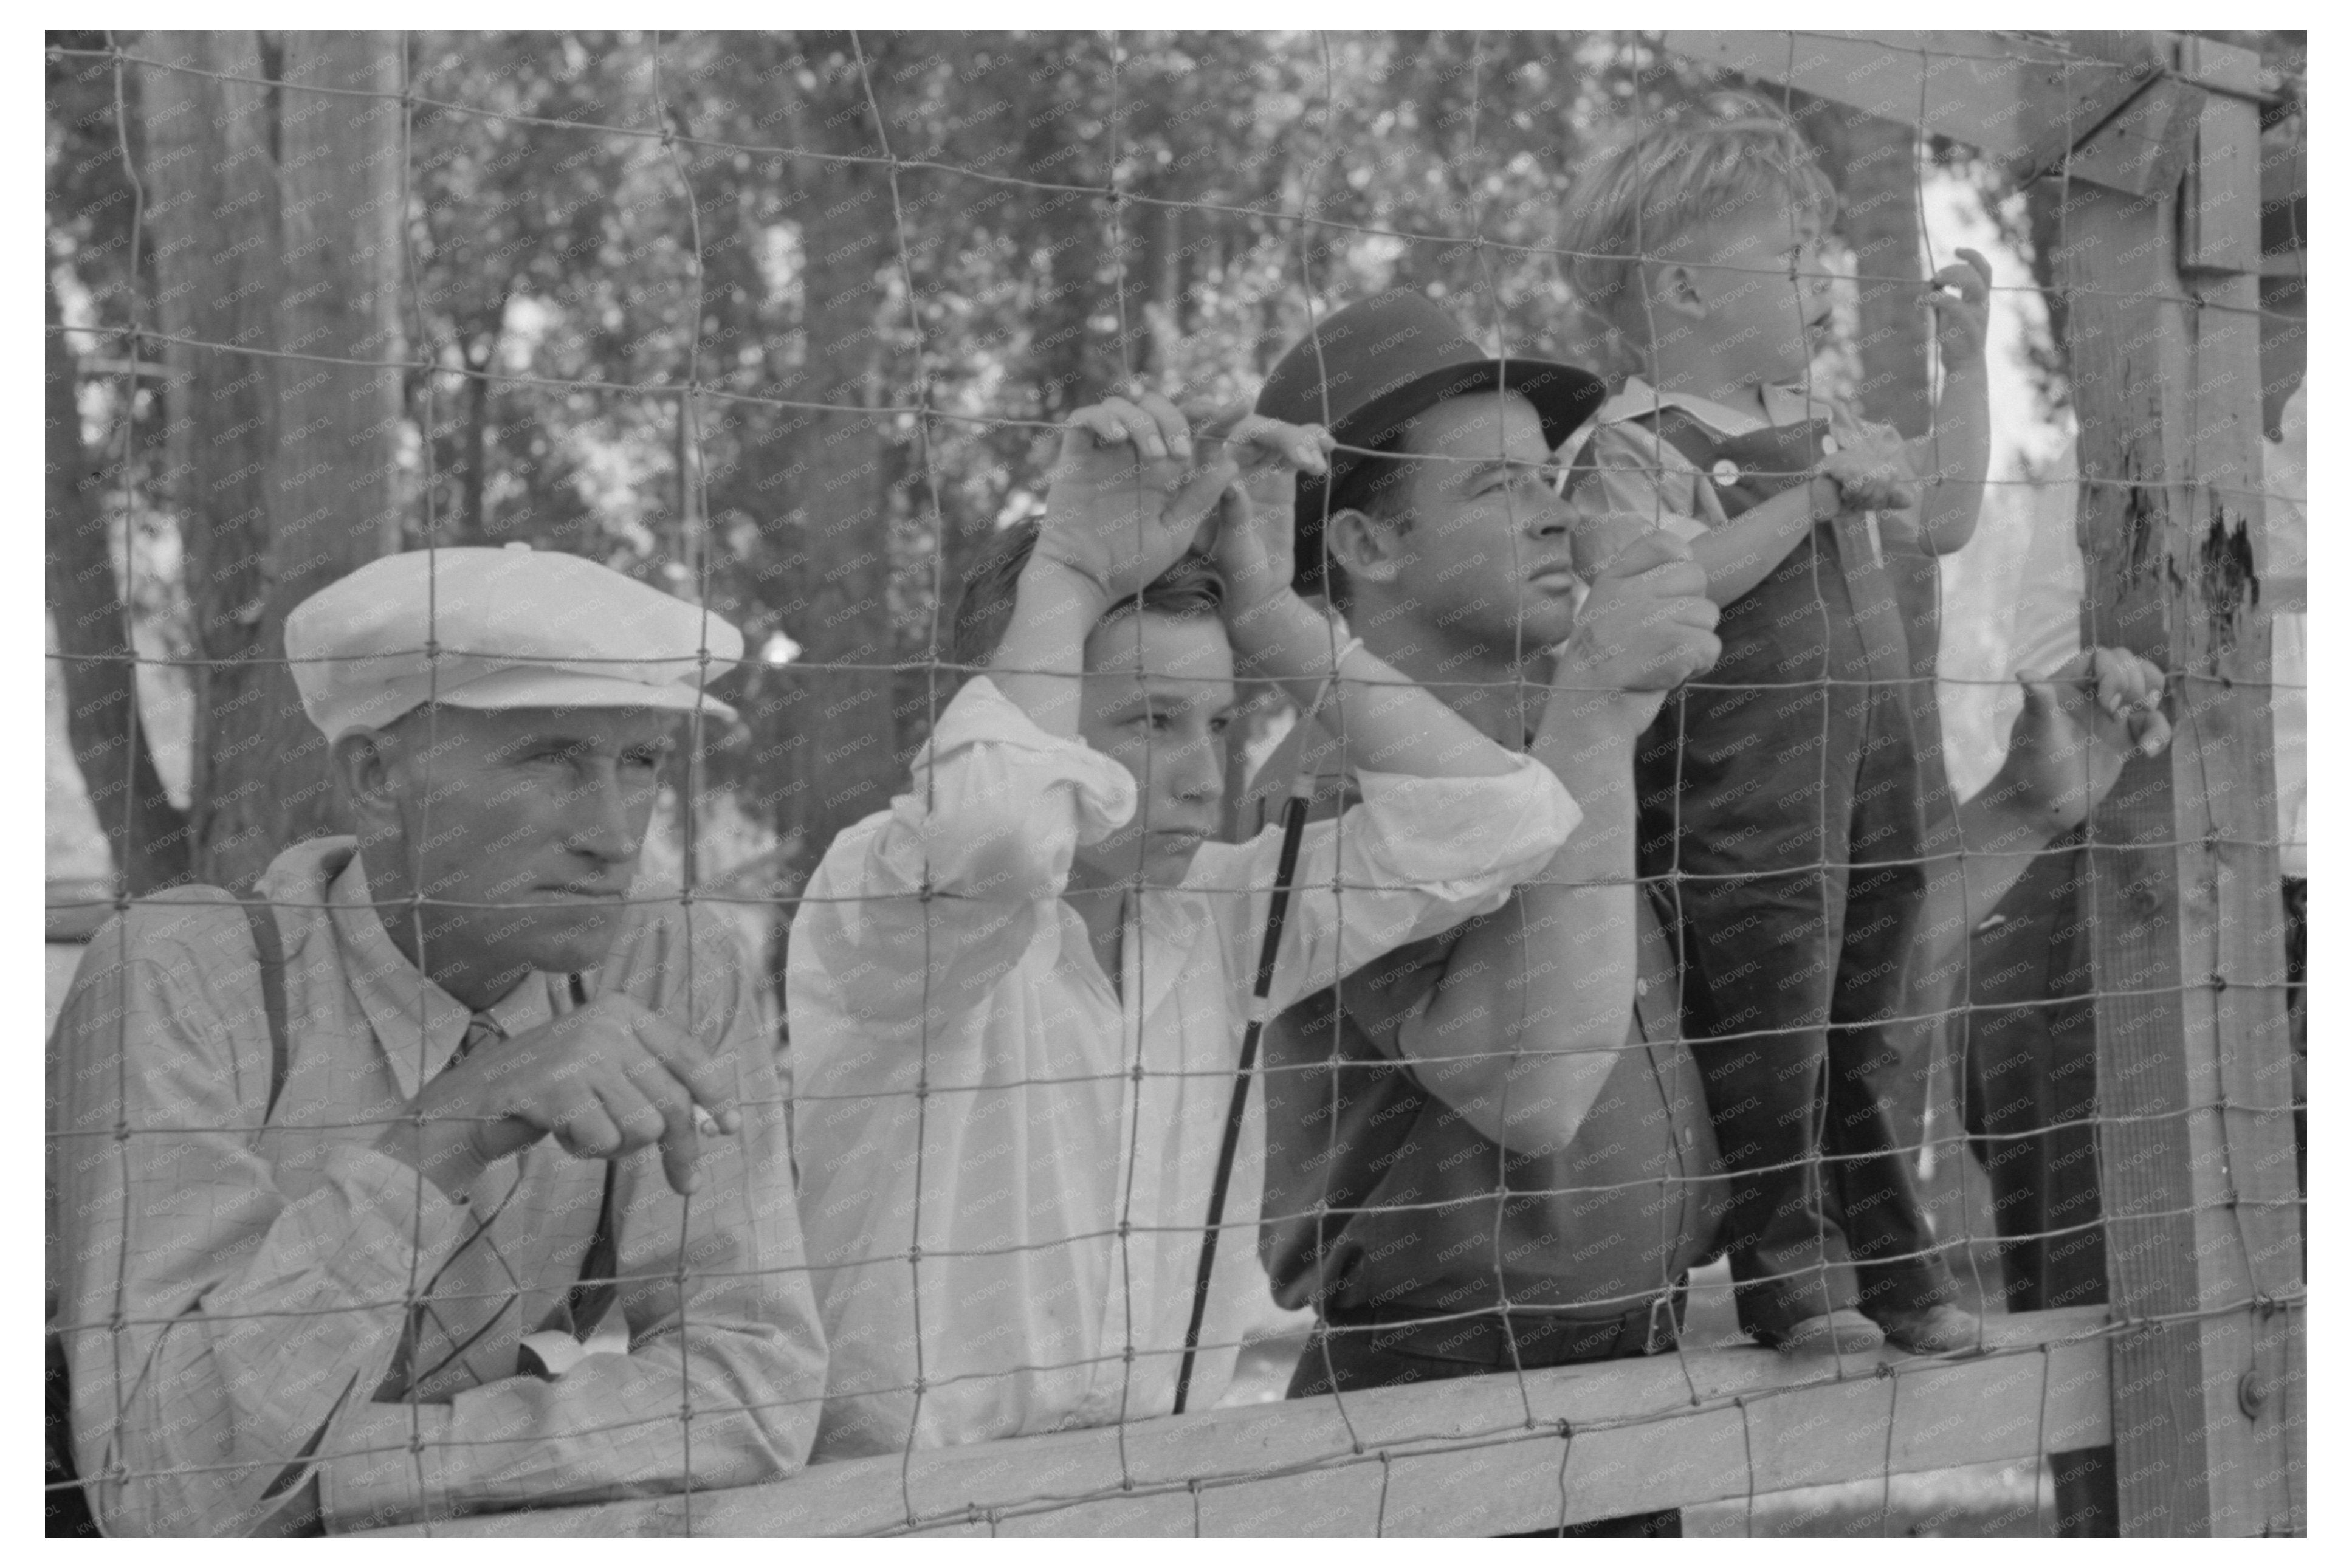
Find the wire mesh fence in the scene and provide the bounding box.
[43,28,2304,1538]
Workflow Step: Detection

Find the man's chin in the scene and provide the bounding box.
[1071,845,1202,893]
[500,904,629,977]
[1515,605,1580,649]
[1143,842,1202,888]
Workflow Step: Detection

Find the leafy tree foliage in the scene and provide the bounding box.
[47,30,1995,924]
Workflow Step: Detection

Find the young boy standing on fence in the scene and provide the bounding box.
[787,391,1577,1457]
[1559,93,1995,1355]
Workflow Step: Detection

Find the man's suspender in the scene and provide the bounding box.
[238,898,294,1122]
[53,900,295,1535]
[236,925,617,1313]
[58,909,620,1528]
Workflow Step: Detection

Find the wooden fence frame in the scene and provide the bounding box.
[1681,27,2305,1539]
[380,1307,2110,1536]
[367,29,2306,1539]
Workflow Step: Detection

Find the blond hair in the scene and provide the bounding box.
[1559,91,1837,344]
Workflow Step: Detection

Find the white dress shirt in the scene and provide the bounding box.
[788,676,1576,1458]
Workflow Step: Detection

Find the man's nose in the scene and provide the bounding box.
[1524,487,1574,538]
[565,763,645,862]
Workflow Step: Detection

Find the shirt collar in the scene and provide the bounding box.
[329,852,556,1100]
[1605,374,1821,438]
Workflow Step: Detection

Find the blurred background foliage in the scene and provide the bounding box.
[44,29,2304,984]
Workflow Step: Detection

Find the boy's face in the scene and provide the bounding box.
[1671,198,1832,390]
[1360,390,1583,653]
[1073,611,1239,892]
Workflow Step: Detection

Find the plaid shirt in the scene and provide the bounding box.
[1243,722,1727,1327]
[49,837,824,1536]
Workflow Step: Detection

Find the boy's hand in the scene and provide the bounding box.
[1925,247,1994,371]
[1818,431,1920,513]
[1197,411,1333,614]
[1991,647,2171,834]
[1555,525,1721,720]
[1036,390,1236,603]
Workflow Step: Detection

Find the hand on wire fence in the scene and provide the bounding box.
[1993,647,2172,834]
[1200,410,1333,625]
[1924,246,1995,371]
[1035,389,1234,603]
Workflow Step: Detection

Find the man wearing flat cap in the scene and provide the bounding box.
[49,545,826,1536]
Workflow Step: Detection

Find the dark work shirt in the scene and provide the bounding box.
[1246,726,1727,1321]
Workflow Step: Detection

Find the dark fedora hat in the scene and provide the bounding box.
[1254,289,1606,592]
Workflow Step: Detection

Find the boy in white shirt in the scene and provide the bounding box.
[788,390,1580,1456]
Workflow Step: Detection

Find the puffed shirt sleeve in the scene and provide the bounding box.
[317,910,825,1529]
[1201,749,1578,1020]
[792,675,1135,1045]
[52,899,472,1539]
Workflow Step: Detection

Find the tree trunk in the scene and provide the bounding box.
[755,63,903,898]
[1830,117,1932,438]
[139,29,284,890]
[1791,95,1952,1160]
[224,31,408,880]
[1835,114,1952,1163]
[44,275,190,894]
[459,335,493,542]
[1823,115,1941,692]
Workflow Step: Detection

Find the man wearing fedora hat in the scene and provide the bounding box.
[1245,289,1728,1536]
[1244,292,2175,1536]
[48,545,827,1535]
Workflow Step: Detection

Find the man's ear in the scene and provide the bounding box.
[1324,506,1411,590]
[331,728,404,842]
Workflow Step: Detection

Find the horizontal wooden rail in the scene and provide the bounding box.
[1662,29,2193,196]
[367,1306,2112,1538]
[1663,31,2088,159]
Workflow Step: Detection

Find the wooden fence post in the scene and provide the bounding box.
[2057,33,2305,1538]
[1652,30,2306,1538]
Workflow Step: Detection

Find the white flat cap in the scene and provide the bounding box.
[286,544,744,739]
